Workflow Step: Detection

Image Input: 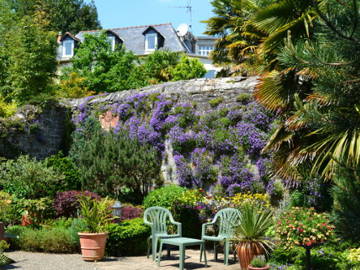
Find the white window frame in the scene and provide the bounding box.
[108,35,116,51]
[62,39,74,57]
[145,33,158,52]
[198,45,214,56]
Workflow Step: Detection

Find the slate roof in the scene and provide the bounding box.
[75,23,188,55]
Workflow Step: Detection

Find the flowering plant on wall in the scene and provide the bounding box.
[276,207,335,249]
[72,91,276,196]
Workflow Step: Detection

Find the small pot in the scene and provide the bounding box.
[78,232,108,261]
[21,214,32,226]
[248,265,270,270]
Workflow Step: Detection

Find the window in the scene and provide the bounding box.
[145,33,158,51]
[108,35,116,51]
[198,45,214,56]
[63,40,74,57]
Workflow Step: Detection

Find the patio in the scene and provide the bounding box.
[4,250,240,270]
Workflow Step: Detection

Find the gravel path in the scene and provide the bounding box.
[3,250,240,270]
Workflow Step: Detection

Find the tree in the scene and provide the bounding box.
[70,118,162,204]
[8,0,101,34]
[64,32,146,93]
[0,0,57,104]
[170,55,207,81]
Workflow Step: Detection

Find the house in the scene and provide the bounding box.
[56,23,219,77]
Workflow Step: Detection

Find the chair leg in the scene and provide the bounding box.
[152,237,158,261]
[200,241,204,262]
[147,237,151,259]
[224,240,229,265]
[214,242,217,261]
[157,241,163,266]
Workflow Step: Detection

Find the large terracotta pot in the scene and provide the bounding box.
[78,232,108,261]
[236,242,265,270]
[248,265,270,270]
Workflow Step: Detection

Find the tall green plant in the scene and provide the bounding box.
[78,197,113,233]
[234,203,274,254]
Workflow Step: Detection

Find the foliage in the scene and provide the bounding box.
[169,55,206,81]
[0,1,57,104]
[53,190,100,218]
[63,32,145,94]
[0,98,17,118]
[332,169,360,242]
[250,256,267,267]
[78,196,113,233]
[55,72,95,99]
[106,218,150,256]
[7,0,101,34]
[230,192,270,209]
[0,155,65,199]
[17,197,55,224]
[276,207,334,249]
[143,185,186,210]
[71,119,162,203]
[234,203,274,255]
[120,205,143,221]
[45,152,82,191]
[74,92,275,195]
[208,97,224,108]
[0,191,13,224]
[347,248,360,268]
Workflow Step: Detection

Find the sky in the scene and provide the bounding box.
[92,0,214,36]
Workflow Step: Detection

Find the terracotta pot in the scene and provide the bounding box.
[248,265,270,270]
[21,214,32,226]
[78,232,108,261]
[236,242,265,270]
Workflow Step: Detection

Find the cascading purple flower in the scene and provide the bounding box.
[174,154,194,187]
[150,100,173,131]
[236,122,266,157]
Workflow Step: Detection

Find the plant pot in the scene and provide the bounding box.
[21,214,32,226]
[236,242,265,270]
[248,265,270,270]
[78,232,108,261]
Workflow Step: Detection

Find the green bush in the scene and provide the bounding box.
[143,185,186,209]
[45,152,82,191]
[208,97,224,108]
[0,155,65,199]
[236,93,252,104]
[106,218,150,256]
[6,218,85,253]
[70,119,162,204]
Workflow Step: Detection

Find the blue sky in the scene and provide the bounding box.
[92,0,214,36]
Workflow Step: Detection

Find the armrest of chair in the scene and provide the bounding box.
[202,221,216,237]
[171,221,182,236]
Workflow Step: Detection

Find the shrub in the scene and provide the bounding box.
[106,218,150,256]
[208,97,224,108]
[19,227,78,253]
[70,119,162,204]
[54,190,100,218]
[236,93,252,104]
[45,152,82,191]
[0,191,14,225]
[143,185,186,210]
[276,207,335,249]
[120,205,143,221]
[169,55,206,81]
[16,197,55,225]
[0,155,65,199]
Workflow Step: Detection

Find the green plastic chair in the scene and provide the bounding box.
[200,207,241,265]
[144,206,182,261]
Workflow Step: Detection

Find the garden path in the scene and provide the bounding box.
[3,250,240,270]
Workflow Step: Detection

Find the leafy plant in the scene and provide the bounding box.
[234,203,274,255]
[209,97,224,108]
[53,190,100,218]
[78,197,113,233]
[106,218,150,256]
[143,185,186,210]
[0,155,65,199]
[250,256,267,267]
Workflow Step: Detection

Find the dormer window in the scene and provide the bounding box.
[108,35,116,51]
[145,33,158,51]
[143,27,164,53]
[63,39,74,57]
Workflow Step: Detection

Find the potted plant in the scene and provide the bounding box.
[248,256,270,270]
[78,196,113,261]
[234,203,274,270]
